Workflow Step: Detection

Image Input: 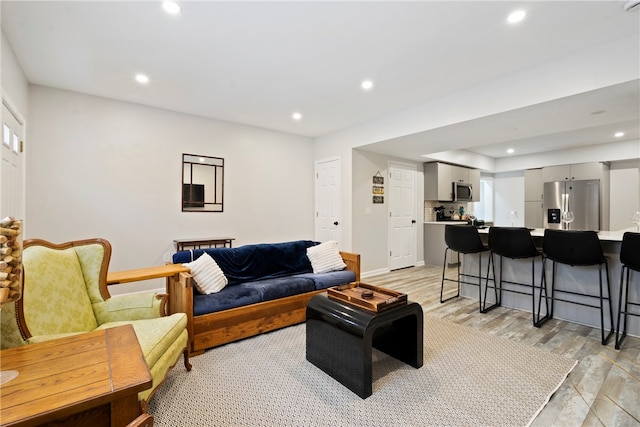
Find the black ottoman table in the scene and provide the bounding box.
[306,292,423,399]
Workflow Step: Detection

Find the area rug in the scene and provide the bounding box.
[149,315,577,426]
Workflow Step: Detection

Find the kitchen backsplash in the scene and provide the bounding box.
[424,200,470,222]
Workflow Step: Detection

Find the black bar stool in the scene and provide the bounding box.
[541,229,614,345]
[615,231,640,350]
[485,227,549,325]
[440,225,495,312]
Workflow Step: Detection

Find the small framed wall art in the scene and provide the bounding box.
[373,171,384,185]
[372,171,384,203]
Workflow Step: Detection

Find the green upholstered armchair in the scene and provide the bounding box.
[7,238,191,412]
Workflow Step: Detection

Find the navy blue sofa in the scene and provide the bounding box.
[168,240,360,354]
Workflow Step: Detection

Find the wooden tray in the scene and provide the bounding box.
[327,282,407,313]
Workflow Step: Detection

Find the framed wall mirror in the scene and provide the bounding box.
[182,153,224,212]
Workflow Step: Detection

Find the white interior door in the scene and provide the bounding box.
[315,158,341,244]
[1,102,25,219]
[388,163,417,270]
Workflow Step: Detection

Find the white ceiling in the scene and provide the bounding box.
[2,1,639,163]
[363,79,640,162]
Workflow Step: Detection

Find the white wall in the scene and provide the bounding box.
[610,159,640,230]
[493,172,525,227]
[1,29,29,117]
[1,30,30,222]
[352,149,424,274]
[26,86,315,293]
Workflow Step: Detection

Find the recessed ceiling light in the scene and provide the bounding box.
[507,10,526,24]
[614,131,625,138]
[162,1,181,15]
[135,74,149,84]
[292,112,302,121]
[361,80,374,90]
[507,148,515,154]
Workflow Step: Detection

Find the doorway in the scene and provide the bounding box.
[388,162,417,270]
[314,158,341,244]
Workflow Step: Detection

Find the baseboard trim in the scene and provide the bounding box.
[363,260,425,279]
[362,268,389,278]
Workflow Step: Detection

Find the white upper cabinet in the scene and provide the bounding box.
[570,162,606,180]
[424,162,480,201]
[468,168,480,202]
[451,166,469,183]
[425,162,453,201]
[542,165,571,182]
[542,162,605,182]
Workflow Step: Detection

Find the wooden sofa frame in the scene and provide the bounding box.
[166,251,361,356]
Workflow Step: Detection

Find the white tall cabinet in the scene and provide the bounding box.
[524,168,543,228]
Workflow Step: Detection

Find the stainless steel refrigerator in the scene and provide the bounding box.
[543,180,600,230]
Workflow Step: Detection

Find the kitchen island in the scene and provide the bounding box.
[459,227,638,338]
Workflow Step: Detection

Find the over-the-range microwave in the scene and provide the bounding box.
[452,182,473,202]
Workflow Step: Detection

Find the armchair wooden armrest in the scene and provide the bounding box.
[340,251,361,283]
[166,271,194,349]
[107,265,190,285]
[106,265,190,316]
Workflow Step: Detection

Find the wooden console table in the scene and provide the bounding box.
[0,325,152,427]
[173,237,235,251]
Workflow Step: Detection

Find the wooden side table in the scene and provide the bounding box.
[173,237,235,251]
[0,325,152,427]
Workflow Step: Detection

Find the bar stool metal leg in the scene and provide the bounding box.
[616,265,631,349]
[614,232,640,350]
[538,258,556,324]
[440,247,460,303]
[542,258,614,345]
[535,257,550,327]
[599,261,615,345]
[481,252,500,313]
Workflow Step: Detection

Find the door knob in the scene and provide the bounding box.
[411,220,416,224]
[333,221,339,226]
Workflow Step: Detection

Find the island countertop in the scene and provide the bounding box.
[476,227,637,242]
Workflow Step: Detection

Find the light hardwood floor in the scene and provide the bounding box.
[365,265,640,427]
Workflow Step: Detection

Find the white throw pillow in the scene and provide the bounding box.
[307,241,347,274]
[183,253,228,294]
